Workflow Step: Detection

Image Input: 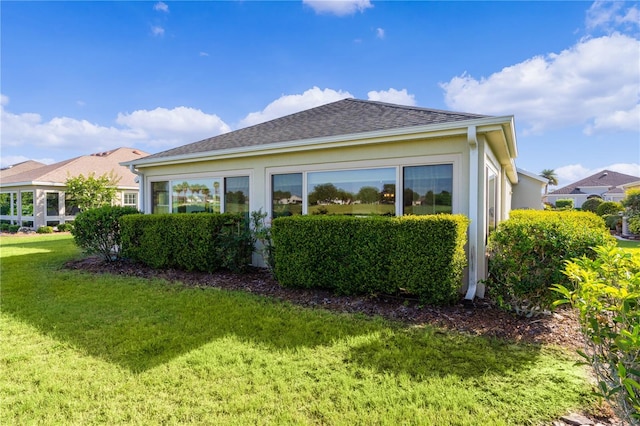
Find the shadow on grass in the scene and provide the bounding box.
[2,237,542,377]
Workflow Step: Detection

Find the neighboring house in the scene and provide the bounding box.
[123,98,542,299]
[512,168,547,210]
[622,180,640,192]
[546,170,640,208]
[0,147,149,229]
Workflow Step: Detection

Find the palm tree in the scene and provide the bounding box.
[540,169,558,195]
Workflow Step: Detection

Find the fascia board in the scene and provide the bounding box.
[123,115,516,169]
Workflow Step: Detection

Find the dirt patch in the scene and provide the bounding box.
[65,256,585,350]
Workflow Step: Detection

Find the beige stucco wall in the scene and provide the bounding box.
[512,174,544,210]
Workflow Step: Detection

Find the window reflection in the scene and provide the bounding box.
[272,173,303,218]
[172,178,221,214]
[403,165,453,215]
[307,168,396,216]
[225,176,249,214]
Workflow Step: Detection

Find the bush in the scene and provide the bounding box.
[487,210,615,315]
[72,205,139,262]
[555,199,574,210]
[581,197,604,213]
[597,201,623,217]
[629,216,640,235]
[553,246,640,424]
[0,223,9,232]
[603,214,622,231]
[622,189,640,214]
[272,214,469,305]
[36,226,54,234]
[120,213,253,273]
[8,225,20,233]
[56,222,73,232]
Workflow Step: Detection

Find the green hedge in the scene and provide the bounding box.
[487,210,615,314]
[554,199,574,210]
[271,215,469,305]
[120,213,253,273]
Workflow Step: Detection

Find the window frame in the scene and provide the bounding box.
[267,154,460,219]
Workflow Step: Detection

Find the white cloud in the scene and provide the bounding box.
[154,2,169,13]
[238,87,353,128]
[586,1,639,33]
[116,106,230,147]
[151,26,165,37]
[367,88,416,106]
[303,0,373,16]
[199,52,210,57]
[0,97,231,163]
[376,27,385,39]
[555,162,640,187]
[1,94,8,106]
[441,33,640,135]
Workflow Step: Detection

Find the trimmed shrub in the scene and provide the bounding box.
[272,214,469,305]
[8,225,20,233]
[36,226,54,234]
[629,215,640,235]
[553,246,640,424]
[72,205,140,262]
[581,197,604,213]
[56,222,73,232]
[120,213,253,273]
[0,223,9,232]
[596,201,623,217]
[554,199,574,210]
[622,189,640,214]
[487,210,615,315]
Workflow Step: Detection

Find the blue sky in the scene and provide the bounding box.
[1,0,638,188]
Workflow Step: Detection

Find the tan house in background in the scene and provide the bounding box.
[0,147,148,229]
[546,169,640,208]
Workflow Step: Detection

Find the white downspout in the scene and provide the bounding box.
[465,126,479,301]
[129,165,145,213]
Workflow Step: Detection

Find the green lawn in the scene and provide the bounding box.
[1,234,596,425]
[617,237,640,252]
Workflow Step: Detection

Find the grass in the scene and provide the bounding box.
[1,234,596,425]
[616,237,640,252]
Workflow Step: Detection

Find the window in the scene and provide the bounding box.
[151,176,249,214]
[486,167,498,237]
[272,173,303,218]
[46,192,60,216]
[307,168,396,216]
[403,165,453,215]
[123,192,138,208]
[65,193,80,216]
[0,193,10,215]
[152,181,170,214]
[21,191,34,216]
[225,176,249,214]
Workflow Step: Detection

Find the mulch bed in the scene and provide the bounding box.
[65,256,585,350]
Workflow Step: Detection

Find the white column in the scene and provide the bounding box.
[465,126,479,301]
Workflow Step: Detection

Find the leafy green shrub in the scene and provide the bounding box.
[553,246,640,423]
[487,210,615,315]
[272,214,469,305]
[629,216,640,235]
[622,189,640,214]
[0,223,9,232]
[603,214,622,231]
[8,225,20,233]
[581,197,604,213]
[56,222,73,232]
[120,213,253,272]
[36,226,54,234]
[72,206,140,262]
[597,201,623,216]
[555,199,574,210]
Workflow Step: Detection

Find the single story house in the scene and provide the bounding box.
[123,98,542,299]
[546,169,640,208]
[0,147,149,229]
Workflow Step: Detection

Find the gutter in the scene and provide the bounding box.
[129,165,145,213]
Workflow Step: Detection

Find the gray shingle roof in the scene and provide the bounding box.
[549,170,640,195]
[144,98,488,160]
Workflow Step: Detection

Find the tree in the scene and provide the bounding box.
[357,186,379,204]
[308,183,339,205]
[65,171,121,212]
[540,169,558,195]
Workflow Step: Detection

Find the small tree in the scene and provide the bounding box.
[581,197,604,213]
[540,169,559,195]
[65,171,121,212]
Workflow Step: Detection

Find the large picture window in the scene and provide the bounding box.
[46,192,60,216]
[272,173,303,218]
[307,168,396,216]
[403,165,453,215]
[21,191,34,216]
[65,193,80,216]
[151,176,249,215]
